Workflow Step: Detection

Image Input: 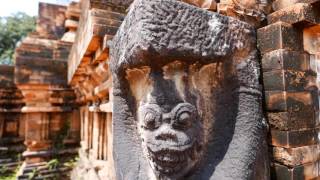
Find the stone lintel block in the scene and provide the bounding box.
[262,49,310,72]
[271,162,320,180]
[263,70,316,91]
[268,3,320,25]
[272,144,320,166]
[258,22,302,54]
[273,0,320,11]
[268,109,319,131]
[270,128,320,148]
[265,91,319,111]
[15,58,68,85]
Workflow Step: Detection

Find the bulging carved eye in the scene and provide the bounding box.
[175,112,192,129]
[173,103,197,130]
[144,112,158,130]
[138,104,162,130]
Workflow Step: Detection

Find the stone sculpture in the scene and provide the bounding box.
[110,0,269,179]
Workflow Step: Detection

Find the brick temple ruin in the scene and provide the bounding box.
[0,0,319,179]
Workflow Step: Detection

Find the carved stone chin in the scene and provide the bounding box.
[138,102,203,179]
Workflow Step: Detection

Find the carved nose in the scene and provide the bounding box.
[155,133,178,142]
[162,113,171,123]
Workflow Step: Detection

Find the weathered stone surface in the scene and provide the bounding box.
[272,145,320,166]
[15,58,68,85]
[271,162,320,180]
[263,70,316,91]
[272,0,320,11]
[267,109,319,131]
[0,66,14,87]
[258,22,302,54]
[261,49,310,72]
[268,3,320,25]
[270,128,320,148]
[217,0,272,27]
[68,0,125,84]
[303,25,320,54]
[36,2,67,39]
[110,0,268,179]
[265,91,318,111]
[182,0,217,10]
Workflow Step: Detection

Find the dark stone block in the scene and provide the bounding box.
[271,162,320,180]
[261,49,310,72]
[110,0,257,75]
[265,91,319,111]
[263,70,316,91]
[270,128,320,148]
[267,109,318,131]
[258,22,302,54]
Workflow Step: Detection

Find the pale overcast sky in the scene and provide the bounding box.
[0,0,76,17]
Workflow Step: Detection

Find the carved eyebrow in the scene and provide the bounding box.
[172,103,196,117]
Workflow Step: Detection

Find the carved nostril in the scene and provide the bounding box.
[155,133,178,142]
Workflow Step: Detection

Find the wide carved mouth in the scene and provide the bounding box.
[147,144,196,175]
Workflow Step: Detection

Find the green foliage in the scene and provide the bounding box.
[0,165,8,174]
[0,163,21,180]
[0,12,36,65]
[63,156,79,168]
[28,169,38,180]
[47,159,59,171]
[0,173,16,180]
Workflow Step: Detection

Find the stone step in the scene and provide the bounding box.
[0,158,12,163]
[0,161,20,167]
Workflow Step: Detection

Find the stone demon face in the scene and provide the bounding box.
[126,63,205,179]
[138,102,203,179]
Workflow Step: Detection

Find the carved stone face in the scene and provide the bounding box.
[138,102,203,178]
[126,63,207,179]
